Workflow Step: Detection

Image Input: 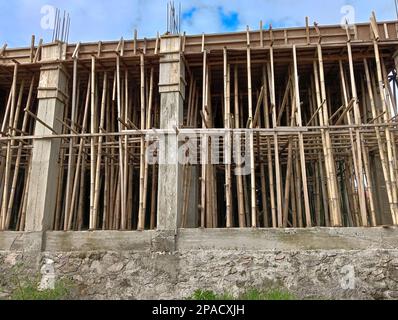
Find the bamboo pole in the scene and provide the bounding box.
[292,45,311,227]
[200,50,207,228]
[123,69,129,229]
[138,53,146,230]
[103,153,109,230]
[93,72,108,228]
[247,27,257,227]
[127,161,134,230]
[116,55,127,229]
[294,144,303,227]
[54,123,66,230]
[206,66,217,228]
[67,76,91,230]
[346,36,368,226]
[282,137,293,227]
[64,57,78,228]
[282,81,296,227]
[268,48,283,228]
[142,67,154,228]
[262,65,276,228]
[234,65,246,228]
[89,56,97,229]
[259,136,268,227]
[223,48,233,227]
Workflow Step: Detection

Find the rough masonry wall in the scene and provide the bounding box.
[1,248,398,300]
[1,228,398,300]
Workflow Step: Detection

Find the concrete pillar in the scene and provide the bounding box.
[157,36,185,231]
[25,43,68,231]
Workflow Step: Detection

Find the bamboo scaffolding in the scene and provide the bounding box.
[1,16,398,232]
[371,15,398,224]
[0,63,18,230]
[363,58,397,224]
[5,76,34,229]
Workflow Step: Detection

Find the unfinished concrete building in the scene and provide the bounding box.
[0,13,398,300]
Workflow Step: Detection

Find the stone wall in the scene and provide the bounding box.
[0,228,397,300]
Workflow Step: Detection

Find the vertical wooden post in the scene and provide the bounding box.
[223,47,233,227]
[292,45,312,227]
[89,56,97,229]
[234,65,246,228]
[246,27,257,227]
[116,55,127,229]
[64,57,78,228]
[268,48,282,227]
[346,37,368,226]
[201,50,207,228]
[93,72,108,227]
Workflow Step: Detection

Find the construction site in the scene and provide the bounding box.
[0,8,398,300]
[1,12,398,232]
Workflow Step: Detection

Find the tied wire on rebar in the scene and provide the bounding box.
[167,1,181,34]
[52,8,71,43]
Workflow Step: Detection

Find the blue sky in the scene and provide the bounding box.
[0,0,396,47]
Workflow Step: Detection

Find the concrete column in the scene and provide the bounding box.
[25,43,68,231]
[157,36,185,231]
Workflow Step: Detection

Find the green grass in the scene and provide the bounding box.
[188,288,297,301]
[7,263,73,300]
[10,279,71,300]
[241,288,296,300]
